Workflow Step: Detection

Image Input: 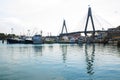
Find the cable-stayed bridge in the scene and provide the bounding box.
[59,6,113,37]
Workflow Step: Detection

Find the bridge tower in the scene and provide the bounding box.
[61,19,68,34]
[84,6,95,37]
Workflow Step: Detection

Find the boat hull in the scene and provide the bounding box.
[7,38,23,44]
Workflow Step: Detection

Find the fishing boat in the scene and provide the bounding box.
[24,37,33,44]
[77,37,84,44]
[7,36,33,44]
[69,37,76,44]
[7,38,23,44]
[32,35,43,44]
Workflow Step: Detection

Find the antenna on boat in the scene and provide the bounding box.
[11,28,13,34]
[27,29,30,36]
[40,30,42,36]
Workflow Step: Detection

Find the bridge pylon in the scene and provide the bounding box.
[61,19,68,34]
[84,6,95,37]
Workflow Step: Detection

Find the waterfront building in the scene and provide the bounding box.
[108,26,120,40]
[107,26,120,45]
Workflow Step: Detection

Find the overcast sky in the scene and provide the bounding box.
[0,0,120,36]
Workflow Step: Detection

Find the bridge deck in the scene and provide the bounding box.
[60,30,108,36]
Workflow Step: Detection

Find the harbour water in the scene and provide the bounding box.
[0,41,120,80]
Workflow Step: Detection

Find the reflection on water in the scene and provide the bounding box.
[61,45,67,63]
[33,45,43,52]
[33,45,43,56]
[0,43,120,80]
[85,44,95,80]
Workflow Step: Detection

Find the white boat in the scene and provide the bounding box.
[32,35,42,44]
[70,37,76,43]
[78,37,84,44]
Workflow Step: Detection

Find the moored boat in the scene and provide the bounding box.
[77,37,84,44]
[69,37,76,44]
[24,38,33,44]
[32,35,43,44]
[7,38,23,44]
